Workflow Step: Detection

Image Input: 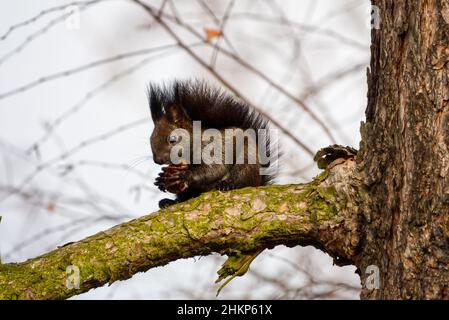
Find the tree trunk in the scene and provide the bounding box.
[358,0,449,299]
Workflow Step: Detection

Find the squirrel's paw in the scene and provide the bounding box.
[154,164,189,194]
[216,178,234,191]
[159,198,177,208]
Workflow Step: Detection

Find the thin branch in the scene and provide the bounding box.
[0,0,108,67]
[131,0,316,156]
[132,0,336,144]
[300,62,367,101]
[25,42,203,153]
[0,0,105,41]
[229,13,367,51]
[195,0,240,57]
[0,138,142,217]
[0,118,148,203]
[208,0,235,68]
[0,42,198,100]
[63,160,149,180]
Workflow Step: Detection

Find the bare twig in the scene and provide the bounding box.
[229,13,367,51]
[131,0,316,156]
[0,43,197,100]
[0,0,106,41]
[0,0,108,67]
[26,42,203,153]
[0,118,148,203]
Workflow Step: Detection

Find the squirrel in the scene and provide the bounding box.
[147,80,275,209]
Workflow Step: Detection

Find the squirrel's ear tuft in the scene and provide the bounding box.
[147,84,163,122]
[165,104,190,126]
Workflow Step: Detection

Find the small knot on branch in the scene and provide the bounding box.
[314,145,358,170]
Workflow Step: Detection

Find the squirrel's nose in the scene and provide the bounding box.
[153,155,165,165]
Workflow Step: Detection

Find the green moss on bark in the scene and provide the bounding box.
[0,161,360,300]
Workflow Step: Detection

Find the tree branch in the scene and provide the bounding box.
[0,158,361,300]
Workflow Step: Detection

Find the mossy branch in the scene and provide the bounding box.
[0,158,360,300]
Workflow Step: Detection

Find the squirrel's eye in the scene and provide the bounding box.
[168,135,178,143]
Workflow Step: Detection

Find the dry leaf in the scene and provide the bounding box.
[204,27,222,42]
[47,201,55,212]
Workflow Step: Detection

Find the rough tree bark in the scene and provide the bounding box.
[0,1,448,300]
[357,0,449,299]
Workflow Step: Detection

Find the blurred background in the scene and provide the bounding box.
[0,0,370,299]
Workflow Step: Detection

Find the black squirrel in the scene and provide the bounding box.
[148,80,275,208]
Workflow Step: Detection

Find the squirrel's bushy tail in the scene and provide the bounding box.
[147,79,277,184]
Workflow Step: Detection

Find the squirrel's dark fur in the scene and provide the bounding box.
[148,80,275,208]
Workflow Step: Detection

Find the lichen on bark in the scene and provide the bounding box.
[0,155,361,300]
